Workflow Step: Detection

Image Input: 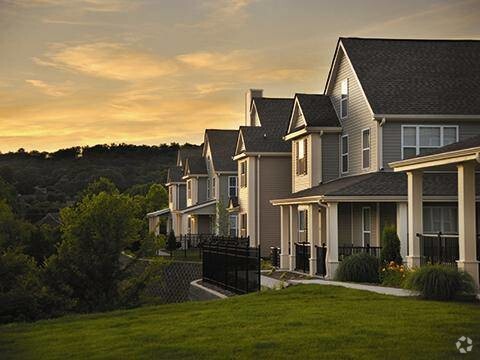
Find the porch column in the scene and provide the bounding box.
[457,161,479,288]
[326,202,339,279]
[308,203,320,276]
[280,205,290,269]
[289,204,298,271]
[396,202,408,263]
[407,170,423,267]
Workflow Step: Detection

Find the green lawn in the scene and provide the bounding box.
[1,285,479,359]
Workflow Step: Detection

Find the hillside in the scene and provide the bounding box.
[1,285,479,359]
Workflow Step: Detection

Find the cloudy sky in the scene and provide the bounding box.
[1,0,479,152]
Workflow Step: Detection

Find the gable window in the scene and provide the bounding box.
[240,161,247,188]
[423,205,458,235]
[362,129,370,169]
[341,135,349,173]
[296,138,308,175]
[206,178,211,199]
[298,209,308,242]
[229,176,238,197]
[402,125,458,159]
[187,180,192,200]
[362,207,371,246]
[229,214,238,237]
[240,213,247,237]
[340,79,349,119]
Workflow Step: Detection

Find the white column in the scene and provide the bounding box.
[289,204,298,271]
[396,202,408,263]
[457,161,479,288]
[308,203,320,276]
[407,171,423,267]
[280,205,290,269]
[326,202,339,279]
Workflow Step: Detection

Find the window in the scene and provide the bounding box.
[187,216,192,234]
[229,215,238,237]
[362,129,370,169]
[341,135,349,173]
[362,207,371,246]
[206,178,211,199]
[340,79,348,119]
[229,176,238,197]
[169,186,173,203]
[240,213,247,237]
[423,206,458,234]
[240,161,247,188]
[298,210,308,242]
[187,180,192,200]
[296,138,308,175]
[402,125,458,159]
[212,177,216,198]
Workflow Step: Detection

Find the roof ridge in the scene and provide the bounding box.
[340,37,480,42]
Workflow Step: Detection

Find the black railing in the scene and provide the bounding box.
[295,242,310,273]
[202,238,260,294]
[417,232,459,266]
[176,233,214,249]
[316,244,327,276]
[338,243,382,261]
[270,247,280,268]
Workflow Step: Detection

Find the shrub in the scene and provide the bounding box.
[404,264,476,300]
[380,261,410,287]
[335,253,380,283]
[380,226,402,265]
[166,230,177,251]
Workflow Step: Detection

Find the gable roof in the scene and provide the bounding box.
[238,97,294,154]
[177,145,202,166]
[286,94,341,134]
[331,37,480,116]
[184,156,207,176]
[204,129,239,172]
[167,166,184,183]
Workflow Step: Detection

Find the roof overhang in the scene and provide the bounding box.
[390,147,480,172]
[182,174,208,180]
[165,181,184,186]
[146,208,170,218]
[284,126,343,141]
[373,114,480,121]
[181,200,216,214]
[233,152,290,160]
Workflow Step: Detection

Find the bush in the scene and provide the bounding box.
[404,264,476,300]
[335,253,380,283]
[166,230,177,251]
[380,261,410,287]
[380,226,402,265]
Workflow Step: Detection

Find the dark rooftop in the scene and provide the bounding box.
[205,129,239,172]
[167,166,184,183]
[293,94,341,131]
[184,156,207,176]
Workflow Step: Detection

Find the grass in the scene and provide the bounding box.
[1,285,479,359]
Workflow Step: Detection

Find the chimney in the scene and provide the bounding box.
[245,89,263,126]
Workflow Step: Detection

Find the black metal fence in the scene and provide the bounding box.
[417,233,459,266]
[338,243,382,261]
[202,237,260,294]
[270,246,280,268]
[316,244,327,276]
[295,242,310,273]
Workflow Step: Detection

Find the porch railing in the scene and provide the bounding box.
[176,234,250,249]
[338,243,382,261]
[417,232,459,266]
[270,246,280,268]
[316,244,327,277]
[294,242,310,273]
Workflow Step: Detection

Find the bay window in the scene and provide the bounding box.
[402,125,458,159]
[296,138,308,175]
[240,161,247,188]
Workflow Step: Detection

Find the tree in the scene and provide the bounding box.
[166,230,177,251]
[44,192,142,312]
[145,183,168,213]
[81,177,118,197]
[215,197,229,236]
[380,225,403,265]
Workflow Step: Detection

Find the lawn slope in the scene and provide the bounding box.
[1,285,479,359]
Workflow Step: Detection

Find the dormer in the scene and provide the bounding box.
[182,156,208,207]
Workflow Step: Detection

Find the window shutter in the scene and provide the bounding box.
[303,139,308,175]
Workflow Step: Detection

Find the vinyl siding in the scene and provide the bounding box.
[327,50,377,176]
[197,177,208,203]
[322,133,339,182]
[238,159,249,214]
[383,120,480,169]
[178,184,186,209]
[338,203,352,245]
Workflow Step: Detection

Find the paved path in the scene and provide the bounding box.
[288,279,418,297]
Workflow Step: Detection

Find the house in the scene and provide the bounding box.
[271,38,480,286]
[231,90,293,255]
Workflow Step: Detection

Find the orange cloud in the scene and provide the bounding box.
[25,79,73,97]
[177,50,252,71]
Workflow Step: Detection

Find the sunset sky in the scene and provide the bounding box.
[1,0,479,152]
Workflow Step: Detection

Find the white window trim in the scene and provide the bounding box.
[229,214,238,236]
[361,128,371,170]
[340,78,349,120]
[240,160,247,188]
[228,176,238,197]
[362,207,371,246]
[401,125,459,159]
[341,134,349,174]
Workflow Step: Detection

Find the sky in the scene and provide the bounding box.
[1,0,479,152]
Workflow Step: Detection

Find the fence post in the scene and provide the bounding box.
[258,245,261,292]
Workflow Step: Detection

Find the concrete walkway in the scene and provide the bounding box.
[288,279,418,297]
[261,275,285,289]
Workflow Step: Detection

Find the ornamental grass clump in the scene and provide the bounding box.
[335,253,380,283]
[404,264,476,301]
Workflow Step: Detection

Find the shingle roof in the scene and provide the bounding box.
[239,126,291,153]
[340,38,480,115]
[205,129,239,172]
[184,156,207,175]
[413,134,480,158]
[178,145,202,166]
[278,171,478,199]
[167,166,184,183]
[295,94,341,130]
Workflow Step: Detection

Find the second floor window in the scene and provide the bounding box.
[229,176,237,197]
[341,135,349,173]
[362,129,370,169]
[240,161,247,188]
[187,180,192,200]
[402,125,458,159]
[296,138,307,175]
[340,79,348,119]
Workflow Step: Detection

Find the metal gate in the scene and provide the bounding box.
[316,244,327,276]
[295,242,310,273]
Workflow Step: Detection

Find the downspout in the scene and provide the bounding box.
[257,155,261,247]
